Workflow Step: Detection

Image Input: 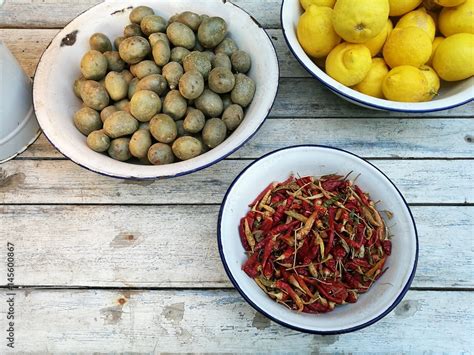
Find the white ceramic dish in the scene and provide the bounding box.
[33,0,278,179]
[281,0,474,112]
[218,145,418,334]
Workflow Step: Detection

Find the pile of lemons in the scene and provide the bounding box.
[297,0,474,102]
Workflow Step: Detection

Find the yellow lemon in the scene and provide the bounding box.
[419,65,441,101]
[326,43,372,86]
[433,33,474,81]
[396,7,436,41]
[354,58,390,98]
[382,65,430,102]
[383,27,432,68]
[363,19,393,56]
[300,0,336,10]
[388,0,423,16]
[426,36,445,66]
[332,0,390,43]
[439,0,474,37]
[434,0,466,6]
[297,5,341,58]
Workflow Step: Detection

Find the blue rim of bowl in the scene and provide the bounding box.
[279,0,473,113]
[32,1,280,180]
[217,144,419,334]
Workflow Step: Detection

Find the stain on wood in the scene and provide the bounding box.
[395,300,421,318]
[0,168,25,190]
[110,232,143,249]
[251,312,270,330]
[100,305,123,325]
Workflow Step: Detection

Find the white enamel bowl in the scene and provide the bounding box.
[281,0,473,112]
[218,145,418,334]
[33,0,278,179]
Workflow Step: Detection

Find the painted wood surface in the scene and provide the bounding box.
[1,205,472,288]
[1,289,473,353]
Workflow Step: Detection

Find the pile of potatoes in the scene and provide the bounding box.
[73,6,256,165]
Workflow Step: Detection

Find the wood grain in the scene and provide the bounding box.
[1,288,472,352]
[0,159,472,204]
[1,28,473,117]
[18,118,474,159]
[1,205,472,288]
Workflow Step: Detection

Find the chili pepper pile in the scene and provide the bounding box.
[239,174,392,313]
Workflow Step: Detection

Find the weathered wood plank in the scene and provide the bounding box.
[0,205,472,288]
[0,0,282,29]
[0,159,472,204]
[1,289,472,352]
[1,28,473,117]
[18,118,474,159]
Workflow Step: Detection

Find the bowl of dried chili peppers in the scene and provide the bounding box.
[218,145,418,334]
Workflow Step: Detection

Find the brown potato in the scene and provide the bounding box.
[141,15,167,36]
[108,138,131,161]
[104,71,128,101]
[149,113,178,143]
[202,118,227,148]
[86,129,110,152]
[103,51,126,72]
[118,36,151,64]
[129,6,154,24]
[136,74,168,96]
[152,40,171,66]
[230,73,255,108]
[195,89,223,117]
[130,60,161,79]
[197,17,227,48]
[208,67,235,94]
[89,33,112,53]
[166,22,196,50]
[163,90,187,120]
[222,104,244,131]
[178,70,204,100]
[129,129,152,158]
[147,143,175,165]
[80,80,110,111]
[130,90,161,122]
[172,136,203,160]
[80,50,108,80]
[74,107,102,136]
[162,62,184,90]
[103,111,139,138]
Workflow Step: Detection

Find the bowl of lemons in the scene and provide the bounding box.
[281,0,473,112]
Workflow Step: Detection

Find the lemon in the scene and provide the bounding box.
[396,7,436,41]
[382,65,430,102]
[364,20,393,56]
[434,0,466,6]
[419,65,441,100]
[354,58,390,98]
[297,5,341,58]
[332,0,390,43]
[439,0,474,37]
[326,43,372,86]
[388,0,423,16]
[433,33,474,81]
[426,37,445,66]
[383,27,432,68]
[300,0,336,10]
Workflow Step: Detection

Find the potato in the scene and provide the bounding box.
[100,105,117,123]
[163,90,187,120]
[80,50,108,80]
[212,52,231,70]
[130,90,161,122]
[183,107,205,133]
[149,32,170,47]
[104,71,128,101]
[114,99,131,113]
[141,15,167,36]
[162,62,184,90]
[130,60,161,79]
[198,17,227,48]
[202,118,227,148]
[120,69,134,84]
[208,67,235,94]
[174,11,202,31]
[147,143,175,165]
[103,111,139,138]
[149,113,178,143]
[178,70,204,99]
[170,47,191,64]
[119,36,151,64]
[129,129,152,158]
[73,76,85,98]
[87,129,110,152]
[108,138,131,161]
[128,77,139,99]
[231,73,255,108]
[74,107,102,136]
[129,5,154,24]
[166,22,196,50]
[136,74,168,96]
[114,36,125,50]
[182,51,211,79]
[222,104,244,131]
[124,23,143,38]
[152,40,171,66]
[80,80,110,111]
[195,89,223,117]
[89,33,112,53]
[231,50,252,74]
[172,136,203,160]
[103,51,126,72]
[215,38,238,56]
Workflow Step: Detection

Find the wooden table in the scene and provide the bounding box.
[1,1,473,352]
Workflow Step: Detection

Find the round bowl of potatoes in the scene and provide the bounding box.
[33,0,278,179]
